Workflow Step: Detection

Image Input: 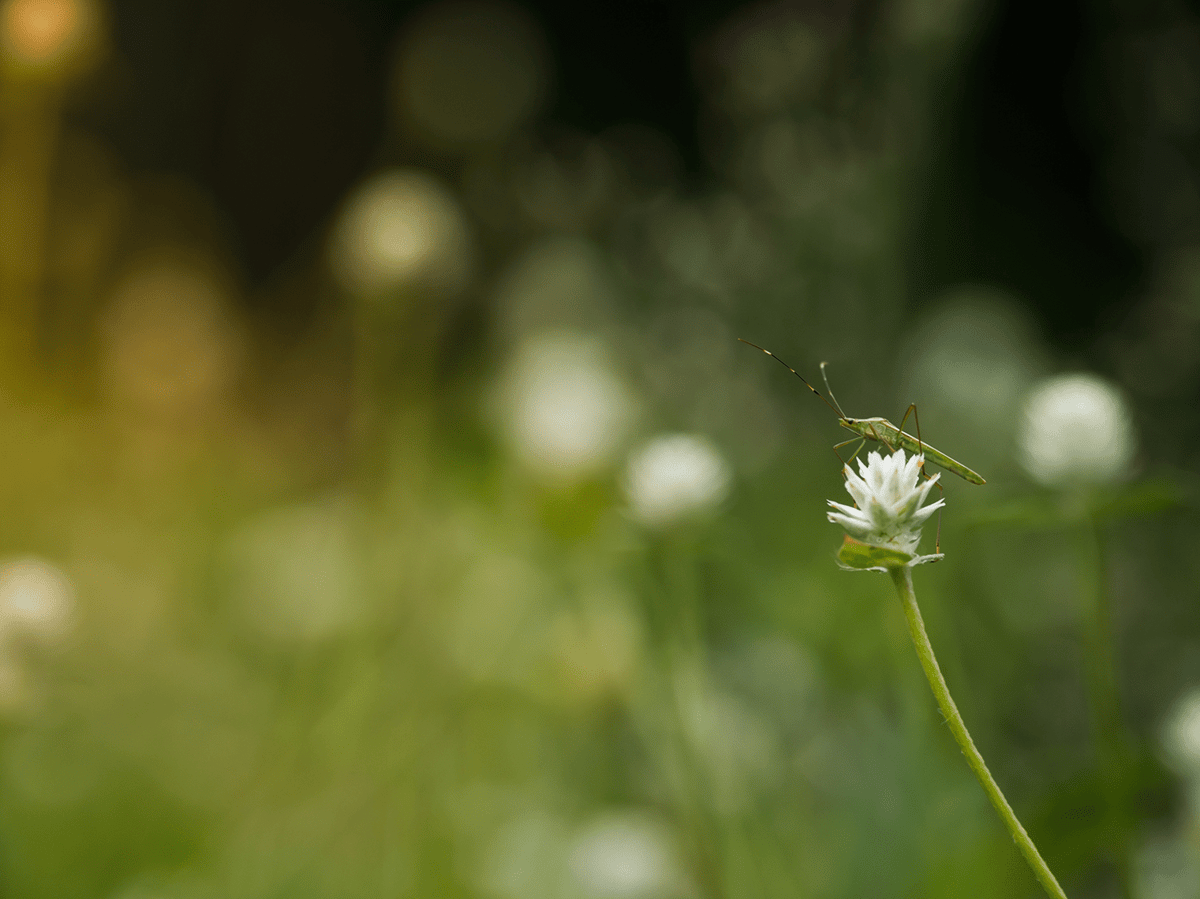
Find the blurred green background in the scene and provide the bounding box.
[0,0,1198,896]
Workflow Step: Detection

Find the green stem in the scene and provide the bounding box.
[1075,516,1133,897]
[888,566,1068,899]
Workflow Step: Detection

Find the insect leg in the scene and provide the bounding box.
[929,476,946,553]
[898,403,924,456]
[832,436,862,471]
[898,402,945,553]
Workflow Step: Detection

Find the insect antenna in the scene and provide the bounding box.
[818,362,849,420]
[738,338,843,418]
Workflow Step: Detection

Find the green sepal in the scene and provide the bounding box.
[836,535,913,571]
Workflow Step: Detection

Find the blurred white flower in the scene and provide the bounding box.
[1018,373,1137,487]
[499,330,635,484]
[1163,688,1200,777]
[329,168,473,300]
[624,433,731,527]
[225,497,363,642]
[100,254,243,418]
[1135,832,1199,899]
[479,808,569,899]
[902,290,1047,450]
[566,811,684,899]
[827,449,943,565]
[0,557,74,644]
[0,557,75,711]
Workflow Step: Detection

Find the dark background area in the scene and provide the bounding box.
[85,0,1155,341]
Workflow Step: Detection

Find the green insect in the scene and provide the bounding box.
[738,338,986,486]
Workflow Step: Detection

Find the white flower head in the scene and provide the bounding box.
[1018,373,1136,487]
[624,433,731,527]
[499,330,636,484]
[566,811,684,899]
[827,449,944,568]
[1162,688,1200,777]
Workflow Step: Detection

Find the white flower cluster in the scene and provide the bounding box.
[1018,373,1136,487]
[827,449,944,564]
[624,433,731,527]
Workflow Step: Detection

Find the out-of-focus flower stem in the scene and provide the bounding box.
[0,85,60,370]
[889,565,1069,899]
[1074,516,1133,898]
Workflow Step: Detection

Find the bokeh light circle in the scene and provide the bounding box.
[623,433,732,527]
[329,168,473,301]
[391,0,549,150]
[1018,373,1137,487]
[0,0,101,77]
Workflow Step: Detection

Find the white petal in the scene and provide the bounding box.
[910,552,945,566]
[827,499,865,517]
[827,511,874,538]
[862,452,885,491]
[909,498,946,526]
[842,466,871,504]
[914,470,941,499]
[902,452,923,485]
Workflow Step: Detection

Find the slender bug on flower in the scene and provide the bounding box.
[738,338,986,486]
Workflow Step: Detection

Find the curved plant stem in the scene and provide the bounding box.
[889,567,1069,899]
